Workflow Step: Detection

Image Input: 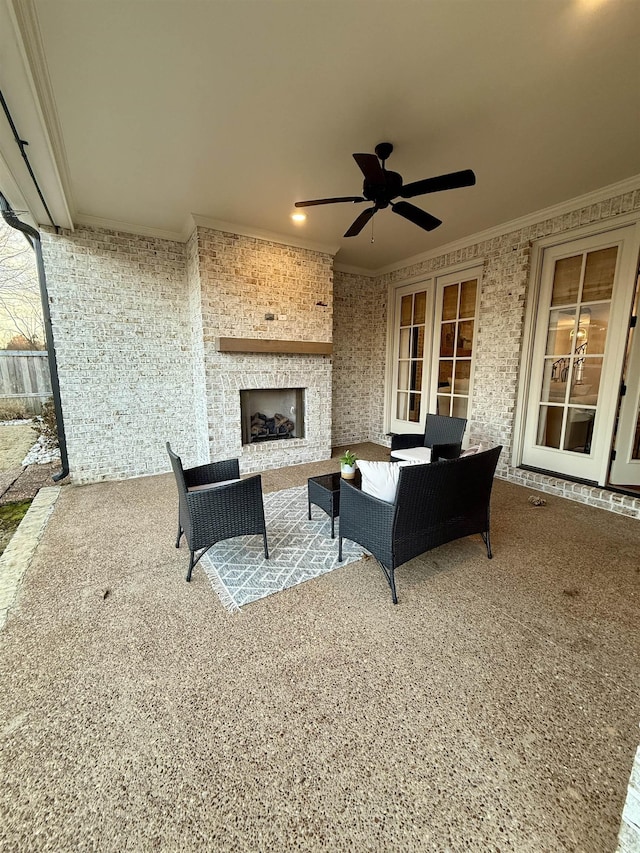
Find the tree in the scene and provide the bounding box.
[0,219,45,350]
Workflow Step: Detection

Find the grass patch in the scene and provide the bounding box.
[0,500,32,556]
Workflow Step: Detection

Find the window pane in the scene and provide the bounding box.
[438,360,453,389]
[546,308,576,355]
[442,285,458,321]
[578,303,609,355]
[563,409,595,453]
[452,397,468,419]
[541,358,568,403]
[453,360,471,395]
[436,394,451,416]
[440,323,456,357]
[414,291,426,324]
[570,356,603,404]
[399,328,410,359]
[459,279,477,317]
[537,405,562,448]
[400,295,412,326]
[398,360,409,391]
[583,247,617,302]
[409,393,421,422]
[411,360,423,392]
[396,392,408,420]
[457,320,474,356]
[551,255,582,306]
[413,326,425,359]
[546,309,576,355]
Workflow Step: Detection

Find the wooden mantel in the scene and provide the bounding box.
[215,337,332,355]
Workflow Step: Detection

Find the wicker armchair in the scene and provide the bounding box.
[166,443,269,582]
[390,413,467,461]
[338,445,502,603]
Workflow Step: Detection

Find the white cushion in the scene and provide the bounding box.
[460,443,485,457]
[389,446,432,464]
[357,459,424,503]
[188,478,241,491]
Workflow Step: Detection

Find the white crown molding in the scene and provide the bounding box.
[333,262,377,278]
[189,214,341,256]
[74,214,186,243]
[7,0,75,229]
[374,173,640,278]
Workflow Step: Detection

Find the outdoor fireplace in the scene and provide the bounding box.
[240,388,305,445]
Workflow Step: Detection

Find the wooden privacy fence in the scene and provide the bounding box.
[0,351,51,416]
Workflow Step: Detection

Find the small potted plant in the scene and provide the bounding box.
[339,450,357,479]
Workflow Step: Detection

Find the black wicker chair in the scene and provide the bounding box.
[338,445,502,604]
[390,413,467,460]
[166,442,269,582]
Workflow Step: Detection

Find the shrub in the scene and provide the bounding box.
[0,401,31,421]
[32,398,59,449]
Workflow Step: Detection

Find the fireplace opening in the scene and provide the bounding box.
[240,388,306,445]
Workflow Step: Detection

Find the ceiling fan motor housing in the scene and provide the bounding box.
[363,170,403,208]
[374,141,393,162]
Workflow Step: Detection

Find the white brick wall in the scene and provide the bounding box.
[41,225,204,482]
[332,270,387,447]
[195,226,334,472]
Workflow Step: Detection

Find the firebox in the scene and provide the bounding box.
[240,388,305,445]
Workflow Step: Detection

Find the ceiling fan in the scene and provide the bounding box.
[295,142,475,238]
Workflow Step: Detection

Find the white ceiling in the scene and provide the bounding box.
[3,0,640,270]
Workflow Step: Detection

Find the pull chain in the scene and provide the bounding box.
[370,215,375,244]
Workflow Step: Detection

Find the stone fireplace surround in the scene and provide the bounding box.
[192,224,335,476]
[213,359,332,474]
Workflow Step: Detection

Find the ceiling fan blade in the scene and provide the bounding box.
[295,196,365,207]
[344,206,377,238]
[400,169,476,199]
[353,152,385,183]
[392,201,442,232]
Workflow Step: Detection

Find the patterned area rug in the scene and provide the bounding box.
[202,485,364,611]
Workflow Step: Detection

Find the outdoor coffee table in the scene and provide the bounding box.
[307,471,361,538]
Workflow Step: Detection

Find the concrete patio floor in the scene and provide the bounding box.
[0,442,639,852]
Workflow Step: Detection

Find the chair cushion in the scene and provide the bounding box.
[357,459,424,503]
[460,443,485,457]
[389,446,432,464]
[187,478,241,491]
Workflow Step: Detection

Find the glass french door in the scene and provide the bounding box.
[522,225,640,484]
[432,270,480,423]
[388,269,481,437]
[389,281,433,434]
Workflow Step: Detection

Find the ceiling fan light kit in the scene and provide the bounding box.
[295,142,476,238]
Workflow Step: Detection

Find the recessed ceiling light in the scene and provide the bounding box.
[291,213,306,223]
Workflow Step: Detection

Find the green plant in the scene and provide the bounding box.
[0,500,32,557]
[31,398,59,449]
[339,450,357,467]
